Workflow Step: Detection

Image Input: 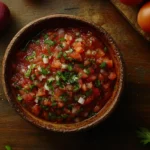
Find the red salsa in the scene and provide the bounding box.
[11,28,117,123]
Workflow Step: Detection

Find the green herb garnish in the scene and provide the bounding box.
[29,84,36,91]
[25,64,36,78]
[83,68,90,74]
[67,64,73,71]
[100,62,107,69]
[40,67,50,75]
[48,112,57,120]
[60,37,66,42]
[137,127,150,145]
[26,51,36,61]
[95,80,101,88]
[66,48,73,53]
[74,83,80,91]
[17,94,22,101]
[57,51,63,58]
[44,34,49,39]
[5,145,12,150]
[61,114,68,119]
[44,39,56,47]
[85,89,93,97]
[51,102,57,107]
[104,47,108,52]
[60,93,69,102]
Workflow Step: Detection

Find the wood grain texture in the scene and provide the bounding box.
[111,0,150,41]
[0,0,150,149]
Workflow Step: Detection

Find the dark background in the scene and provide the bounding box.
[0,0,150,149]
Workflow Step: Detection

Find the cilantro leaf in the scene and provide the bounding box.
[137,127,150,145]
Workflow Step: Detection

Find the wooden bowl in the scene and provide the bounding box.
[2,14,124,132]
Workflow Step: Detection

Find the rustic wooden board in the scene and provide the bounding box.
[111,0,150,41]
[0,0,150,150]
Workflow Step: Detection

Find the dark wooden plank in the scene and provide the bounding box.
[0,0,150,150]
[111,0,150,41]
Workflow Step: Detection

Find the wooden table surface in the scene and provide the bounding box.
[0,0,150,149]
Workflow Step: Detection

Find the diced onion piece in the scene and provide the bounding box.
[75,38,82,42]
[43,57,49,64]
[86,82,93,89]
[57,28,64,35]
[62,42,66,47]
[39,75,46,81]
[76,32,80,36]
[86,50,91,55]
[21,69,25,73]
[27,65,31,69]
[61,64,68,69]
[34,98,39,104]
[55,76,59,81]
[48,77,55,82]
[78,97,85,105]
[44,83,49,91]
[38,66,42,71]
[92,51,96,55]
[72,107,78,114]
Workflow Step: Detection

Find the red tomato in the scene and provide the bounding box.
[120,0,143,5]
[137,2,150,33]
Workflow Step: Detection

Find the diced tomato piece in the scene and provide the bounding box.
[93,88,100,97]
[36,88,46,96]
[93,105,100,113]
[103,58,113,68]
[51,59,62,69]
[22,93,35,103]
[69,52,82,61]
[108,72,117,80]
[43,99,51,106]
[86,75,97,82]
[58,102,64,108]
[32,104,41,116]
[84,95,94,105]
[103,83,110,91]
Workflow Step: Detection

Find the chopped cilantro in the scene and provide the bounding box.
[30,74,36,81]
[44,34,49,39]
[60,93,69,102]
[48,112,57,120]
[61,114,68,119]
[60,37,66,42]
[57,51,63,58]
[104,47,108,52]
[40,67,50,75]
[95,80,101,88]
[85,89,93,97]
[17,94,22,101]
[25,64,36,78]
[88,112,97,118]
[26,51,36,61]
[51,102,57,107]
[63,52,67,59]
[74,83,80,91]
[66,48,73,53]
[100,62,107,69]
[67,64,73,71]
[5,145,12,150]
[41,105,49,110]
[44,39,56,47]
[29,84,36,91]
[83,68,90,74]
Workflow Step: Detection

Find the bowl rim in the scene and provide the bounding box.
[2,14,125,132]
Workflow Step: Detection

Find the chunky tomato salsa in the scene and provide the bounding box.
[11,28,117,123]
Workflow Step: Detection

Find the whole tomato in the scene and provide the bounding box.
[120,0,143,5]
[137,1,150,33]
